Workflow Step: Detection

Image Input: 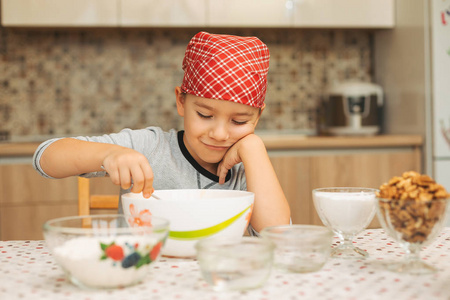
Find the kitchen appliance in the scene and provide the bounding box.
[319,81,384,136]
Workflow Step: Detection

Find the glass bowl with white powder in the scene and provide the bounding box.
[43,214,169,289]
[312,187,378,259]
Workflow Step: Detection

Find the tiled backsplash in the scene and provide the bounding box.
[0,28,373,139]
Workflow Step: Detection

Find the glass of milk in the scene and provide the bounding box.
[312,187,377,259]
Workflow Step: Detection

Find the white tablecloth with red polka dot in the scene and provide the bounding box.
[1,228,450,300]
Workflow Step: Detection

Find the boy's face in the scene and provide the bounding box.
[175,87,263,172]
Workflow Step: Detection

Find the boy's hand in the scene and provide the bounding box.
[218,133,290,231]
[217,134,262,184]
[102,147,154,198]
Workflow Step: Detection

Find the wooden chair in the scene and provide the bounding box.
[77,177,120,216]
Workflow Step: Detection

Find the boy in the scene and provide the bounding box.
[33,31,291,234]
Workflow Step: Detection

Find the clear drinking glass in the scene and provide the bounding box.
[312,187,377,258]
[260,225,332,273]
[195,237,275,292]
[376,197,449,274]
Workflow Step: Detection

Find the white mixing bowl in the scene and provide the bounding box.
[121,189,255,258]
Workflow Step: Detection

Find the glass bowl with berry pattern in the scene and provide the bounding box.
[43,214,169,289]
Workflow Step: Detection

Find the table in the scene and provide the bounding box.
[1,228,450,300]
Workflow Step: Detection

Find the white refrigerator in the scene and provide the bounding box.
[430,0,450,225]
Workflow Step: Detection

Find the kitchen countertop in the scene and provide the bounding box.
[258,134,423,150]
[1,228,449,300]
[0,134,423,157]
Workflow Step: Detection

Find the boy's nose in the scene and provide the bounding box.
[209,122,229,141]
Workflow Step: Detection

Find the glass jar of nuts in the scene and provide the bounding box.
[376,171,450,275]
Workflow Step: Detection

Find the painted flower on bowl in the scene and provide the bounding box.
[128,204,152,227]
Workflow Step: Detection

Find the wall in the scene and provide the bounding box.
[374,0,428,172]
[374,0,427,136]
[0,28,374,139]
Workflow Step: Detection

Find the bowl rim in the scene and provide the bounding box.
[43,214,170,235]
[121,189,255,201]
[195,236,275,253]
[260,224,333,238]
[313,187,379,194]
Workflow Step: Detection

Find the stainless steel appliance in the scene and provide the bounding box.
[319,81,384,136]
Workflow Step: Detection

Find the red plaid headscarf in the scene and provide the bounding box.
[181,32,270,108]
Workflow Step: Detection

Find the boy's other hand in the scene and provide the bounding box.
[217,133,263,184]
[102,147,154,198]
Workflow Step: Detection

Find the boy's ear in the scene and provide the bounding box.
[253,103,265,127]
[175,87,185,117]
[259,103,265,116]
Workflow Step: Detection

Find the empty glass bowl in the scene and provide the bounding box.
[43,214,169,289]
[261,225,332,273]
[313,187,377,258]
[376,197,449,274]
[195,237,275,292]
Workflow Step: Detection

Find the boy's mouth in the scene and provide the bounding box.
[203,142,230,151]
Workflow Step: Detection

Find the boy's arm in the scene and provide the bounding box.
[38,138,154,197]
[217,134,291,232]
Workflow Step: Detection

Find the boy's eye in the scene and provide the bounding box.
[197,112,212,119]
[232,120,248,125]
[196,111,248,125]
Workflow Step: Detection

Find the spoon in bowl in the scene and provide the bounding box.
[151,193,162,200]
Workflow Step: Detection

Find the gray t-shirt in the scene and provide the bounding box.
[33,127,258,235]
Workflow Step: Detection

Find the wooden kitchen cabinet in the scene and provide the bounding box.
[1,0,207,28]
[0,164,78,240]
[120,0,207,27]
[208,0,293,27]
[208,0,394,28]
[1,0,119,27]
[0,164,119,240]
[293,0,395,28]
[270,149,421,228]
[1,0,395,28]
